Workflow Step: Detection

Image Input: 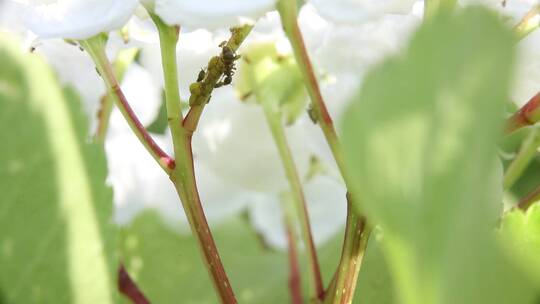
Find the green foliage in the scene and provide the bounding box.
[119,212,289,303]
[119,211,395,303]
[499,204,540,284]
[342,8,538,304]
[0,35,118,303]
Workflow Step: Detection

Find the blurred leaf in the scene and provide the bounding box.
[120,211,395,303]
[0,34,118,303]
[119,211,289,304]
[342,8,537,304]
[499,203,540,283]
[237,43,307,125]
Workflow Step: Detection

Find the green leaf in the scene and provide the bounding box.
[499,203,540,283]
[119,211,395,303]
[342,8,537,304]
[119,212,289,303]
[0,34,118,303]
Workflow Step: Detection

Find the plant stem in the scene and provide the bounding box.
[263,107,324,300]
[503,126,540,190]
[516,184,540,211]
[151,16,237,303]
[506,91,540,134]
[282,201,304,304]
[118,264,151,304]
[325,195,371,304]
[95,48,139,143]
[276,1,370,299]
[515,5,540,40]
[182,25,253,134]
[80,36,175,173]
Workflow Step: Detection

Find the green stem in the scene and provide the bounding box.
[263,106,324,300]
[183,25,253,134]
[94,93,114,143]
[423,0,457,19]
[515,5,540,40]
[80,36,174,173]
[277,0,348,188]
[324,195,371,304]
[282,200,304,304]
[503,126,540,190]
[151,16,237,303]
[276,0,369,300]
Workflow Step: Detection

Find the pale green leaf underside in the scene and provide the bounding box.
[0,35,117,303]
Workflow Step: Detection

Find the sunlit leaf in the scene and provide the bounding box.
[499,203,540,283]
[342,8,537,304]
[0,34,118,303]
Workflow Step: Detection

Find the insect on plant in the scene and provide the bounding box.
[215,41,241,88]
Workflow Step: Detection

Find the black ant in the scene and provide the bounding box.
[215,41,241,88]
[196,68,206,82]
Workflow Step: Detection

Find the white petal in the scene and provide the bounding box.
[193,90,311,193]
[19,0,139,39]
[309,0,417,24]
[247,175,347,250]
[154,0,276,30]
[512,30,540,106]
[108,62,162,135]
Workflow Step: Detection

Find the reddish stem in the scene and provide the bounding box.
[118,264,151,304]
[506,91,540,134]
[284,212,304,304]
[170,134,237,303]
[516,184,540,211]
[110,83,176,170]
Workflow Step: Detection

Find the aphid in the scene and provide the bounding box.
[196,68,206,82]
[307,104,318,124]
[215,41,241,88]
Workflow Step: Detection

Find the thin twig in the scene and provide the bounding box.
[118,264,151,304]
[150,16,239,302]
[515,4,540,40]
[80,36,175,173]
[264,107,324,299]
[324,193,371,304]
[506,91,540,134]
[516,184,540,211]
[283,205,304,304]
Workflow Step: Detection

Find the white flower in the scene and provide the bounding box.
[14,0,139,39]
[193,90,311,193]
[459,0,537,23]
[313,13,420,121]
[511,30,540,105]
[248,175,347,249]
[309,0,417,24]
[152,0,276,30]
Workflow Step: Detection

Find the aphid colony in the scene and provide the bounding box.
[196,41,241,88]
